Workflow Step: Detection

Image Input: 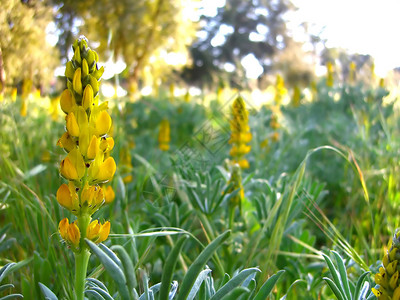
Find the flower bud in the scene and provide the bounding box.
[73,68,82,95]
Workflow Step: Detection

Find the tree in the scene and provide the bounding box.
[54,0,196,94]
[181,0,295,89]
[0,0,58,91]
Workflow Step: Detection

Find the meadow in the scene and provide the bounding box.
[0,41,398,300]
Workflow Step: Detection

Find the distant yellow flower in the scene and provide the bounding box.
[158,119,170,151]
[230,96,251,169]
[349,61,356,84]
[292,85,301,107]
[326,62,334,87]
[11,88,17,102]
[274,74,287,105]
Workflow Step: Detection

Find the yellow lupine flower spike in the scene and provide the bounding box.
[373,229,400,298]
[229,96,251,169]
[158,119,170,151]
[57,37,114,253]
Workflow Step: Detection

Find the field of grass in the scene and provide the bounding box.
[0,54,399,299]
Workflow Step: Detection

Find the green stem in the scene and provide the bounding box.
[75,213,91,300]
[74,249,90,300]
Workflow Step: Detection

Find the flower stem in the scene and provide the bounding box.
[75,213,91,300]
[74,249,90,300]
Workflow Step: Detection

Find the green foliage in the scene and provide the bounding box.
[0,0,58,88]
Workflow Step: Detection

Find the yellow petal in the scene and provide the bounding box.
[65,61,75,80]
[95,111,112,136]
[82,58,89,78]
[73,68,82,95]
[97,221,110,243]
[58,218,69,239]
[57,132,75,153]
[60,157,79,180]
[60,89,75,114]
[86,220,101,240]
[82,84,93,110]
[73,46,81,64]
[87,135,100,160]
[97,157,116,182]
[390,271,399,290]
[66,112,80,137]
[68,222,81,247]
[56,184,74,210]
[79,129,90,157]
[393,286,400,300]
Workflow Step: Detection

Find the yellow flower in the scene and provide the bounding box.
[60,148,86,181]
[86,220,110,243]
[66,112,80,137]
[89,154,116,183]
[59,218,81,247]
[94,110,112,136]
[73,68,83,95]
[326,62,334,87]
[158,119,170,151]
[87,135,100,160]
[57,132,76,153]
[82,84,93,111]
[60,89,76,114]
[57,183,78,212]
[81,183,104,209]
[229,96,251,169]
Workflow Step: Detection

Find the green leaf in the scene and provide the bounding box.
[279,279,307,299]
[354,272,370,300]
[332,251,351,300]
[323,277,346,300]
[210,268,260,300]
[0,284,14,293]
[86,278,109,292]
[87,287,114,300]
[85,289,106,300]
[0,263,15,283]
[159,236,188,300]
[38,282,58,300]
[220,287,250,300]
[86,240,130,299]
[111,245,137,292]
[0,295,24,300]
[187,268,212,300]
[177,231,231,300]
[253,270,285,300]
[321,253,346,299]
[99,243,123,269]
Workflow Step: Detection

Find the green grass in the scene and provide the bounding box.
[0,78,396,299]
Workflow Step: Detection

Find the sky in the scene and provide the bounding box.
[287,0,400,77]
